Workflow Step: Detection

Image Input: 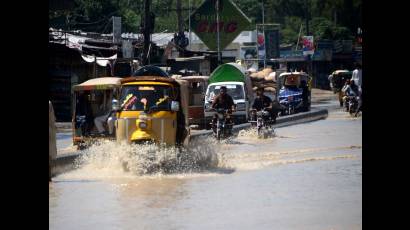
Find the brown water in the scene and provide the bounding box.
[50,106,362,230]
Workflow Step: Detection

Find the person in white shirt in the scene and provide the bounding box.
[351,63,362,116]
[351,63,362,91]
[94,91,116,135]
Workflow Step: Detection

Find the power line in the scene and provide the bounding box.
[71,10,119,26]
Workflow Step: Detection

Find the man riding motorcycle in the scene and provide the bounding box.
[342,79,359,112]
[251,88,277,123]
[211,86,236,132]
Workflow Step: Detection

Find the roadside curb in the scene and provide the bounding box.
[189,108,328,139]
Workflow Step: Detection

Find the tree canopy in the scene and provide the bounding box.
[49,0,362,45]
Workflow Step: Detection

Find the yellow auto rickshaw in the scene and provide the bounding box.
[171,75,209,129]
[72,77,122,148]
[328,70,352,107]
[113,75,190,146]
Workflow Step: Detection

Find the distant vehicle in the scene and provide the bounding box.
[204,63,254,126]
[329,70,352,107]
[277,72,311,115]
[172,75,209,129]
[72,77,122,149]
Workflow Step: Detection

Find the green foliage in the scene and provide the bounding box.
[49,0,361,43]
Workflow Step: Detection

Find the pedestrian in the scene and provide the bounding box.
[300,80,309,111]
[351,62,362,92]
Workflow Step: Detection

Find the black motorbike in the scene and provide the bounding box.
[345,95,359,116]
[250,109,275,138]
[210,108,233,140]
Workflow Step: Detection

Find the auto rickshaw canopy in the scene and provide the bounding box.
[176,76,210,82]
[209,63,246,84]
[332,70,352,76]
[73,77,122,91]
[133,65,169,77]
[279,72,311,86]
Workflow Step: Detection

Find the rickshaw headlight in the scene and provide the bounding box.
[139,122,147,129]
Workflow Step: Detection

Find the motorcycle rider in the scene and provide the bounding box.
[342,79,359,111]
[251,88,277,123]
[211,86,235,132]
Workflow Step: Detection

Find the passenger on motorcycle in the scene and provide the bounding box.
[211,86,235,130]
[251,88,277,123]
[342,79,359,96]
[342,79,359,111]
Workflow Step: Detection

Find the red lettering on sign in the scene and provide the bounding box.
[208,22,224,33]
[225,22,237,33]
[197,21,208,33]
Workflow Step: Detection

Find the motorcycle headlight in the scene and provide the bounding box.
[139,121,147,129]
[236,103,246,111]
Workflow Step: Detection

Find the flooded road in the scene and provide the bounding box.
[50,102,361,230]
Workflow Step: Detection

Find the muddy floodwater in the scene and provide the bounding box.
[50,103,362,230]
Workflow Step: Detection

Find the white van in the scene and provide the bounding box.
[204,82,249,124]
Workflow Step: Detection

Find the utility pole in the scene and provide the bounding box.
[143,0,151,65]
[188,0,192,50]
[261,0,266,68]
[305,0,309,36]
[176,0,185,57]
[216,0,221,64]
[176,0,183,35]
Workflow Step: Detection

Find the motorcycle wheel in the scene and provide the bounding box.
[216,127,221,140]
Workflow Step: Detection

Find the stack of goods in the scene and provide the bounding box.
[248,68,277,93]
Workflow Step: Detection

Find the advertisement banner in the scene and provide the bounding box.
[240,46,258,70]
[257,32,265,60]
[302,36,314,55]
[264,29,280,59]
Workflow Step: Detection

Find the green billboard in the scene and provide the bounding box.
[189,0,251,51]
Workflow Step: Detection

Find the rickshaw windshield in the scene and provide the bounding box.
[120,85,175,111]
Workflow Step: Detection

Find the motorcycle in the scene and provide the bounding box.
[210,108,233,140]
[344,95,359,116]
[250,109,275,138]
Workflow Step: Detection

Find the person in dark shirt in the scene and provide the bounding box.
[212,86,235,110]
[300,80,309,112]
[251,88,277,123]
[211,86,236,129]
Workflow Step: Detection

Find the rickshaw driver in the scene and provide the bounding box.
[211,86,236,131]
[94,91,116,135]
[342,79,359,97]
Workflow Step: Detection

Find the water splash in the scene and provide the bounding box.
[60,137,224,179]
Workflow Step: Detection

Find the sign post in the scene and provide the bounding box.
[112,16,122,44]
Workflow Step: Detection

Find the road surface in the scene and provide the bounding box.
[50,94,361,230]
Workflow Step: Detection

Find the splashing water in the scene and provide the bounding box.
[63,137,224,179]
